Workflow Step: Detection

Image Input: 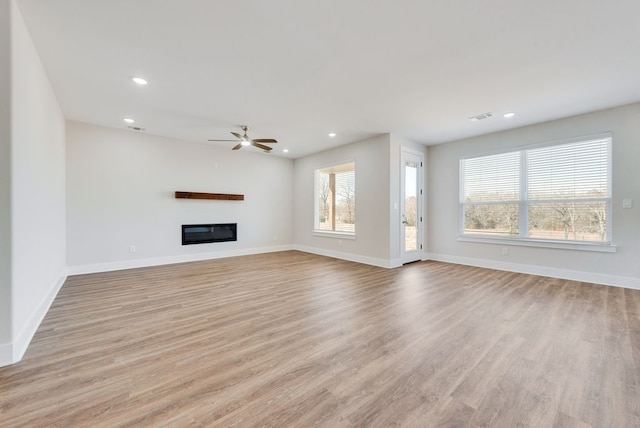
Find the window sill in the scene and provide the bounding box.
[313,231,356,240]
[457,235,616,253]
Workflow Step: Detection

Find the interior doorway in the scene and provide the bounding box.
[401,148,424,264]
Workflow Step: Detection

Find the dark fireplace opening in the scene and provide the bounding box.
[182,223,237,245]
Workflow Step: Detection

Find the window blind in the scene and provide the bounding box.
[527,138,609,200]
[462,151,520,202]
[459,134,611,244]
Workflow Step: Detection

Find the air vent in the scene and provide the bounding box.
[128,126,146,131]
[469,112,494,122]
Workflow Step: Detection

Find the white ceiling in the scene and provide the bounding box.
[15,0,640,158]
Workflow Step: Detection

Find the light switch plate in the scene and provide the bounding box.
[623,199,633,209]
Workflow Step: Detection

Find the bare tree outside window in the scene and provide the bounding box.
[338,177,355,225]
[317,174,329,225]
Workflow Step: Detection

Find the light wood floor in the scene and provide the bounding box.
[1,251,639,427]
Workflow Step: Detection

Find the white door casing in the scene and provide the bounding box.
[401,148,424,264]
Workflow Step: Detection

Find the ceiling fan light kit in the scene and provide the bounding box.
[208,126,277,152]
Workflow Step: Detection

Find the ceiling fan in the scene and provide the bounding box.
[208,126,277,152]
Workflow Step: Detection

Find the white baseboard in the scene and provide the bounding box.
[389,258,403,268]
[424,253,640,291]
[294,245,401,269]
[67,245,295,276]
[0,270,67,368]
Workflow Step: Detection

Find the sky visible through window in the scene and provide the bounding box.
[406,167,416,198]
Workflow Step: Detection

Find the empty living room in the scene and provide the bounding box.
[1,1,639,426]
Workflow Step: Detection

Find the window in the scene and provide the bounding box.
[460,133,611,247]
[315,162,355,235]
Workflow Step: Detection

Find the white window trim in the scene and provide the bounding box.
[459,132,613,251]
[457,235,616,253]
[312,231,357,240]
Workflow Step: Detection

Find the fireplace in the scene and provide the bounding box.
[182,223,237,245]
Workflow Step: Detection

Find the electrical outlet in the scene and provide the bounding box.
[338,240,342,246]
[623,199,633,209]
[501,247,508,255]
[129,245,136,253]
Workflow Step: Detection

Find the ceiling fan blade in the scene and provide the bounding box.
[208,139,241,142]
[230,132,242,139]
[252,142,273,151]
[232,143,243,150]
[252,138,277,143]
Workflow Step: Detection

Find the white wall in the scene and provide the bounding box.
[427,103,640,288]
[66,121,294,272]
[0,0,12,355]
[293,134,396,267]
[0,0,67,366]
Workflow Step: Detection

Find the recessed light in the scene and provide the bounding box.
[504,112,515,118]
[282,149,289,153]
[328,133,337,138]
[132,77,148,85]
[123,118,135,124]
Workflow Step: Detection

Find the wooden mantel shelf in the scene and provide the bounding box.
[175,191,244,201]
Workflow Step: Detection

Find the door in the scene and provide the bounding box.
[401,148,424,264]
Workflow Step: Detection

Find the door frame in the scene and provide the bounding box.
[400,147,424,264]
